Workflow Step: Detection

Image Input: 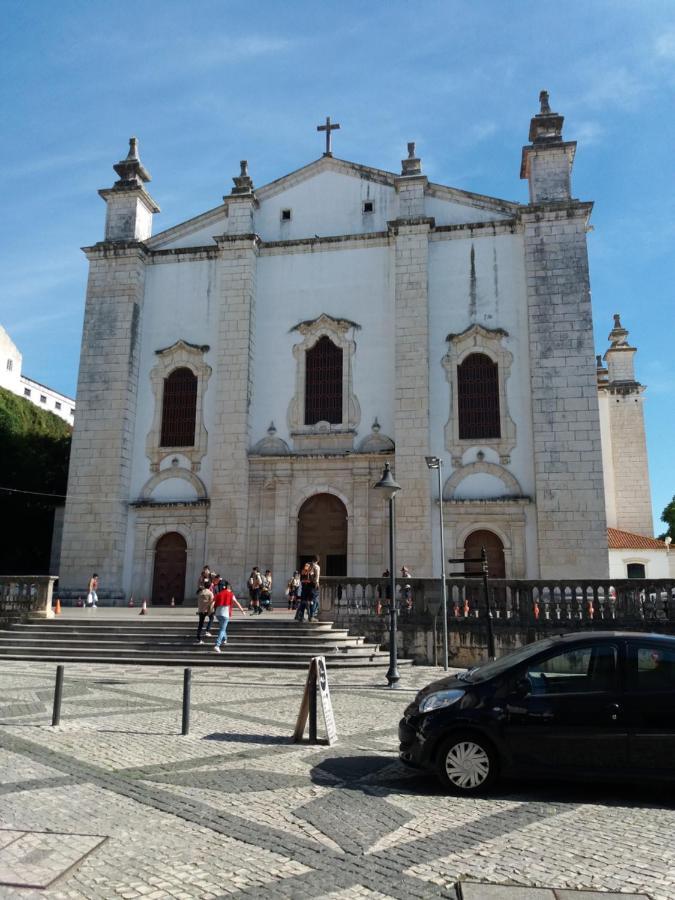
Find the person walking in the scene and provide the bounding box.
[286,571,301,610]
[86,574,99,608]
[198,565,212,591]
[212,581,246,652]
[247,567,262,614]
[196,584,215,643]
[308,555,321,621]
[260,569,273,612]
[295,563,312,622]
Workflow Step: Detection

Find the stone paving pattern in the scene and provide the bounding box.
[0,660,670,899]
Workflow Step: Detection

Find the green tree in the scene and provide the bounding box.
[0,387,71,574]
[659,495,675,542]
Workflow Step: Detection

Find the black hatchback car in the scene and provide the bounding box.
[399,631,675,793]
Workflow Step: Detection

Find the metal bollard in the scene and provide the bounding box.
[181,668,191,735]
[52,665,64,726]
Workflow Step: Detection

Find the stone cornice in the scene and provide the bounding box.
[82,241,149,261]
[261,231,389,253]
[387,217,435,234]
[98,185,160,214]
[129,499,210,509]
[517,200,593,223]
[431,219,520,240]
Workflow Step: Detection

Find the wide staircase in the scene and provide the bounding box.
[0,611,411,669]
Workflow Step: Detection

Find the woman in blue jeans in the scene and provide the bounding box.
[212,582,247,652]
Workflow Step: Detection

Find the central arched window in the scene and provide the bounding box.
[160,367,197,447]
[458,353,500,440]
[305,336,343,425]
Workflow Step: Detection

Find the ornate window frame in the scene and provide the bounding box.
[146,340,211,472]
[287,314,361,452]
[442,324,515,464]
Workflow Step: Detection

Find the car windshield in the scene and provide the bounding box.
[459,637,559,683]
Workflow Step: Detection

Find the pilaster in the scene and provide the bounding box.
[390,219,433,575]
[60,243,148,592]
[209,229,259,585]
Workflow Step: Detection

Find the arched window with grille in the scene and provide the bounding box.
[160,367,198,447]
[305,336,343,425]
[457,353,500,440]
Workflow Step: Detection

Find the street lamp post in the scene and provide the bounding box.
[373,462,401,688]
[425,456,448,671]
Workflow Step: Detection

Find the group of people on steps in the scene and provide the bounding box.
[195,566,247,653]
[195,556,321,651]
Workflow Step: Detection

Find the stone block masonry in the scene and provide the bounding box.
[522,204,608,577]
[208,228,259,586]
[392,220,433,575]
[60,244,148,593]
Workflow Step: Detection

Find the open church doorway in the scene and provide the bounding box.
[152,532,187,605]
[464,529,506,578]
[297,493,347,576]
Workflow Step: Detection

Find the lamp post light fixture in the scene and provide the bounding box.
[425,455,449,671]
[373,461,401,688]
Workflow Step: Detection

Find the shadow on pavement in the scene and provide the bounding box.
[203,731,294,745]
[310,753,675,808]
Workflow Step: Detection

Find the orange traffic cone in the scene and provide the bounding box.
[128,595,135,607]
[54,598,61,615]
[170,596,175,608]
[139,599,147,616]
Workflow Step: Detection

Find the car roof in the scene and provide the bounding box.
[548,631,675,643]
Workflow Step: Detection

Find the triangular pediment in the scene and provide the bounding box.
[147,155,518,250]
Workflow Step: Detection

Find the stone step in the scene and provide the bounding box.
[0,611,408,670]
[0,650,411,668]
[0,637,374,655]
[12,623,350,637]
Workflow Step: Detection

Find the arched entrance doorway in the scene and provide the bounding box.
[464,529,506,578]
[297,494,347,576]
[152,532,187,605]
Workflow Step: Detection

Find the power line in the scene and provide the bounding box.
[0,485,66,499]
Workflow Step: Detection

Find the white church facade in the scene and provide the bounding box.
[58,94,661,603]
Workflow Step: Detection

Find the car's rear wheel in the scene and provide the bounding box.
[436,732,498,794]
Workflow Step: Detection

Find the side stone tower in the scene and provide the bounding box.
[59,139,159,595]
[520,92,608,577]
[600,315,653,535]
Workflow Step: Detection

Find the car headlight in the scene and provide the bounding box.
[419,689,464,713]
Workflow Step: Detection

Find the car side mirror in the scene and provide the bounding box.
[513,676,530,698]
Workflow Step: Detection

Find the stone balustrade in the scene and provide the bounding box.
[0,576,56,624]
[320,577,675,666]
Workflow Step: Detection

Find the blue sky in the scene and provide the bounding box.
[2,0,674,531]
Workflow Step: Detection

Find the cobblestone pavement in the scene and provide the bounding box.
[0,660,670,899]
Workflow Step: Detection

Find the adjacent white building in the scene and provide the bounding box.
[0,325,75,426]
[58,94,660,603]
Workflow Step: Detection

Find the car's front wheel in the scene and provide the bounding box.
[436,732,498,794]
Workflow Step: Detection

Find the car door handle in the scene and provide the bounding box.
[606,702,621,721]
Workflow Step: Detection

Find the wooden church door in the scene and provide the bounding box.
[152,532,187,605]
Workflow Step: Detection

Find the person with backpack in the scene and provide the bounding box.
[196,585,215,643]
[247,567,262,614]
[286,571,301,610]
[260,569,273,612]
[212,581,247,652]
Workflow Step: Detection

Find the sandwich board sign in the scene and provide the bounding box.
[293,656,338,745]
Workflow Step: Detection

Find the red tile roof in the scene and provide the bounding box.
[607,528,669,550]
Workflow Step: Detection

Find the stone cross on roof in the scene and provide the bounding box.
[317,116,340,157]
